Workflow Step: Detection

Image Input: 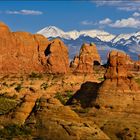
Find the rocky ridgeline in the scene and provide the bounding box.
[70,43,101,73]
[0,22,69,74]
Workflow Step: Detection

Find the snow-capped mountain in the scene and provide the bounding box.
[37,26,140,63]
[37,26,65,38]
[112,31,140,44]
[37,26,115,42]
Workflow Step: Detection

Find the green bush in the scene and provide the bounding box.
[54,92,65,105]
[15,84,22,92]
[9,82,16,87]
[40,82,48,90]
[0,124,31,138]
[98,77,105,81]
[0,97,18,115]
[135,78,140,85]
[2,82,8,87]
[29,72,43,79]
[65,90,73,99]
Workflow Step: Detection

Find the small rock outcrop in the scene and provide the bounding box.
[95,50,140,112]
[45,39,69,74]
[70,43,101,73]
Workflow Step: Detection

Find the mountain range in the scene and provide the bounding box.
[37,26,140,63]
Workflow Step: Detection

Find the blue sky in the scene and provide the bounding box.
[0,0,140,35]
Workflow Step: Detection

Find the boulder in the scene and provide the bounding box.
[70,43,101,73]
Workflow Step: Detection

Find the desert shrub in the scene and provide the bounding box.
[54,92,65,105]
[98,77,104,82]
[9,82,16,87]
[116,128,131,140]
[29,87,36,93]
[2,82,8,87]
[29,72,43,79]
[0,93,17,99]
[65,90,73,100]
[135,78,140,85]
[0,92,8,96]
[0,124,31,138]
[40,82,48,90]
[54,91,74,105]
[15,84,22,92]
[0,97,18,115]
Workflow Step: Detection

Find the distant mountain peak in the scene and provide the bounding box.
[37,26,115,41]
[37,26,65,38]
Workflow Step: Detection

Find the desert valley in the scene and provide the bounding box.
[0,20,140,140]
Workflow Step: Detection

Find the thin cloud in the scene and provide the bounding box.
[94,0,122,7]
[99,18,112,25]
[117,7,139,12]
[109,17,140,28]
[81,20,95,25]
[93,0,140,12]
[6,10,43,15]
[133,12,140,17]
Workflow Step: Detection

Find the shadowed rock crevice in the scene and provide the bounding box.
[94,60,100,66]
[44,43,51,56]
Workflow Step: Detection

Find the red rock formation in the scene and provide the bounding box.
[105,51,130,79]
[70,43,101,73]
[0,22,69,74]
[95,50,140,112]
[45,38,69,74]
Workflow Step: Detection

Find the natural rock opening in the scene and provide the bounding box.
[94,60,100,66]
[44,43,51,56]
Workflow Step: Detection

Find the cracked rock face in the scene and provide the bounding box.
[70,43,101,73]
[95,50,140,112]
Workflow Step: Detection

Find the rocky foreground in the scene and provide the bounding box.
[0,21,140,139]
